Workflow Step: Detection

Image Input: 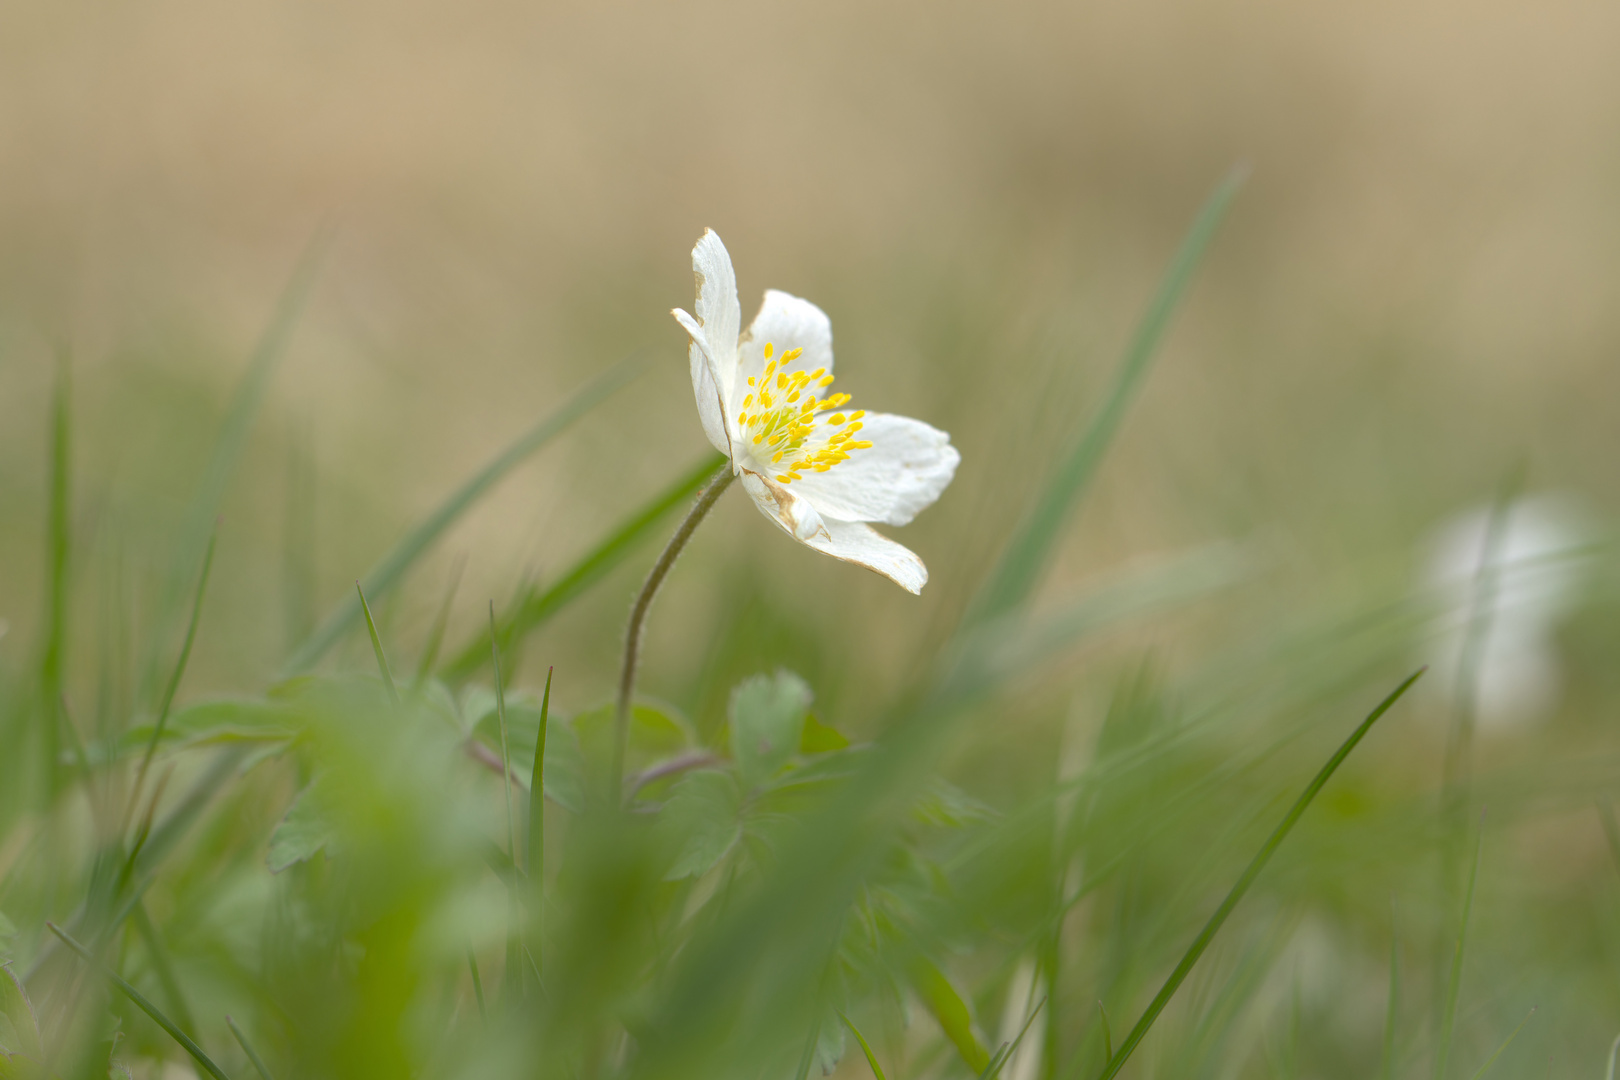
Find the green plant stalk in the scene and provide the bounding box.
[357,581,399,703]
[966,165,1246,627]
[48,922,231,1080]
[1095,669,1424,1080]
[612,465,734,803]
[228,1015,278,1080]
[1435,820,1484,1080]
[129,526,218,824]
[443,451,726,683]
[284,357,644,675]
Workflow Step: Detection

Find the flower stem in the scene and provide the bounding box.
[613,465,734,803]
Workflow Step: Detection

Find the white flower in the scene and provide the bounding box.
[672,229,959,594]
[1424,493,1589,729]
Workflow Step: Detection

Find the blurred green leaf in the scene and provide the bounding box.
[474,699,586,814]
[800,714,850,755]
[267,778,340,872]
[730,671,814,787]
[659,769,744,880]
[840,1013,888,1080]
[912,958,990,1073]
[573,699,695,786]
[0,965,41,1059]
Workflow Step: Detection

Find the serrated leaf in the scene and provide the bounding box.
[0,965,41,1059]
[800,713,850,754]
[730,671,813,786]
[659,770,744,880]
[267,778,340,872]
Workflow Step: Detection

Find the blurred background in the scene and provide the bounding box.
[2,0,1619,1075]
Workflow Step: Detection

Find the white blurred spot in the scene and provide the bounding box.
[1424,493,1590,731]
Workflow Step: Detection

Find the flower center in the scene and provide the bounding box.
[734,342,873,485]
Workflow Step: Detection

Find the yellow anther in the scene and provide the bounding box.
[787,390,800,402]
[784,347,803,361]
[850,440,873,449]
[800,399,816,413]
[776,373,788,389]
[753,434,765,444]
[850,410,865,420]
[819,375,835,387]
[777,473,792,482]
[772,450,784,463]
[747,376,756,386]
[743,394,753,407]
[764,342,774,360]
[829,413,845,425]
[737,411,746,424]
[810,367,825,379]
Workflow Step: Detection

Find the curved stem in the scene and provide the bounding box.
[613,465,734,803]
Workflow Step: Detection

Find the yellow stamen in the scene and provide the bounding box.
[764,342,774,359]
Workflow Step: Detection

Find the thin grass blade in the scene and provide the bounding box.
[840,1012,888,1080]
[1383,900,1399,1080]
[442,450,725,682]
[527,665,553,979]
[47,922,231,1080]
[284,357,644,674]
[1096,669,1424,1080]
[227,1015,277,1080]
[130,525,218,818]
[146,233,327,697]
[413,554,466,692]
[981,997,1046,1080]
[1435,816,1485,1080]
[1466,1008,1533,1080]
[38,356,72,801]
[356,581,399,703]
[966,166,1245,627]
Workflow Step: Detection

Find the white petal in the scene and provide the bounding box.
[737,289,834,394]
[739,469,825,541]
[673,308,733,457]
[692,230,741,384]
[804,518,928,594]
[789,413,960,526]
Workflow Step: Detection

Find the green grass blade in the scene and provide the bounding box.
[131,902,197,1037]
[38,355,72,801]
[146,234,327,697]
[1436,817,1485,1080]
[356,581,398,704]
[47,922,232,1080]
[1597,801,1620,879]
[840,1012,888,1080]
[412,554,466,692]
[283,357,645,675]
[227,1015,277,1080]
[441,450,725,683]
[1097,999,1113,1063]
[130,526,218,817]
[1096,669,1424,1080]
[1466,1008,1533,1080]
[468,949,487,1022]
[527,665,553,977]
[1383,901,1399,1080]
[966,166,1245,627]
[981,997,1046,1080]
[489,602,523,1002]
[1606,1034,1620,1080]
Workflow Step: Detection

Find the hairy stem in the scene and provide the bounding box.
[613,465,734,802]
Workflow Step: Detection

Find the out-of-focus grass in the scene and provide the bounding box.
[3,1,1620,1077]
